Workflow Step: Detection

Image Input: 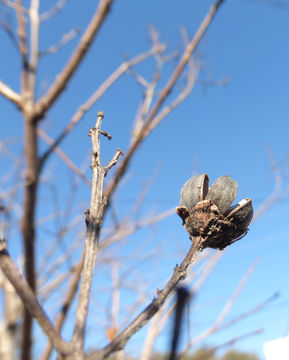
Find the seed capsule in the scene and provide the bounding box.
[180,174,209,209]
[206,175,238,214]
[226,198,253,230]
[177,174,253,251]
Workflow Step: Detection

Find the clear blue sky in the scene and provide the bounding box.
[1,0,289,359]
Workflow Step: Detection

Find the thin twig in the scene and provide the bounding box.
[28,0,39,97]
[40,0,67,22]
[140,251,222,360]
[40,255,84,360]
[104,0,225,202]
[37,128,91,185]
[39,28,79,56]
[88,237,203,359]
[253,146,289,221]
[101,208,175,250]
[35,0,115,119]
[0,80,22,107]
[147,59,200,136]
[0,241,72,356]
[0,19,19,52]
[15,0,28,62]
[180,258,261,356]
[39,44,164,169]
[72,111,123,352]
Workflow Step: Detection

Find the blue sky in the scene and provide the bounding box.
[1,0,289,359]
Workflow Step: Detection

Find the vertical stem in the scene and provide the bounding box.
[72,112,106,351]
[19,1,40,357]
[29,0,40,97]
[20,116,39,360]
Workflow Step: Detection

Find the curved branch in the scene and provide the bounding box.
[0,80,22,108]
[104,0,225,202]
[87,237,202,360]
[0,241,72,357]
[40,256,84,360]
[38,44,164,168]
[35,0,115,119]
[40,0,67,22]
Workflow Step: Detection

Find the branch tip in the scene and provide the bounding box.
[97,110,104,118]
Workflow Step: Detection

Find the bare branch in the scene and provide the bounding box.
[39,44,164,167]
[28,0,39,97]
[35,0,115,119]
[41,208,172,359]
[146,57,200,135]
[104,0,225,202]
[37,128,91,185]
[0,80,22,107]
[40,255,84,360]
[39,28,79,56]
[0,270,22,360]
[40,0,67,22]
[215,259,260,325]
[2,0,27,12]
[20,119,39,360]
[0,241,72,356]
[15,0,28,64]
[72,111,122,351]
[88,237,203,360]
[0,19,19,51]
[253,146,289,221]
[181,258,261,356]
[101,208,175,250]
[104,149,124,176]
[140,252,222,360]
[2,0,15,9]
[145,0,225,128]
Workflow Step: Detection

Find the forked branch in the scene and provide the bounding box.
[72,111,123,352]
[38,43,164,169]
[88,237,203,359]
[35,0,115,119]
[104,0,225,202]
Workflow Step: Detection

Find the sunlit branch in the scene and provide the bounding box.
[39,28,79,56]
[0,241,72,356]
[37,128,91,185]
[35,0,115,119]
[0,80,22,108]
[104,0,225,202]
[40,0,67,22]
[39,44,164,168]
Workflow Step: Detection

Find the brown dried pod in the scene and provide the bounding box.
[226,198,253,230]
[206,175,238,214]
[177,174,253,251]
[180,174,209,209]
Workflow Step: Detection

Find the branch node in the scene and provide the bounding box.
[99,130,112,139]
[97,110,104,119]
[104,148,124,176]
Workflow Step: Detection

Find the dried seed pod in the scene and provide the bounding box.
[177,174,253,251]
[226,198,253,230]
[206,175,238,214]
[180,174,209,209]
